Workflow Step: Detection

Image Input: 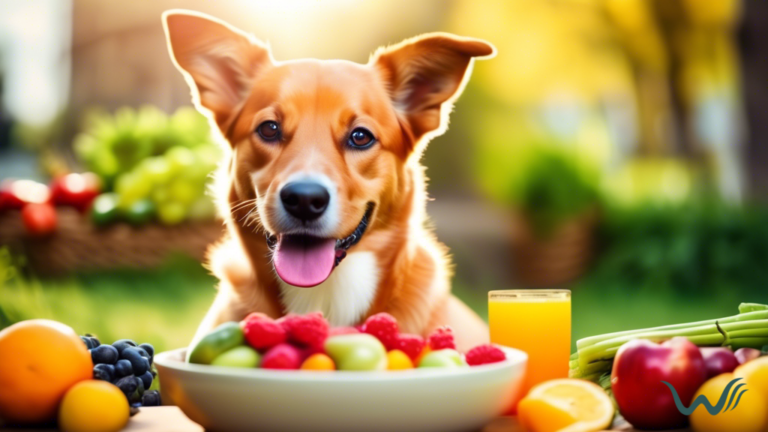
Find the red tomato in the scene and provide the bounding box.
[1,179,50,211]
[50,173,101,212]
[21,203,58,236]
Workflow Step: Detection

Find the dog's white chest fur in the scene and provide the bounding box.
[278,252,380,327]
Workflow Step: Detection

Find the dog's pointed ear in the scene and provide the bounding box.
[163,10,272,134]
[371,33,495,149]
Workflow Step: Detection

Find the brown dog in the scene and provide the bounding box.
[163,10,495,350]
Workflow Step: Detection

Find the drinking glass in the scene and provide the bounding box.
[489,289,571,410]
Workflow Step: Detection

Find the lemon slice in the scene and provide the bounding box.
[518,378,614,432]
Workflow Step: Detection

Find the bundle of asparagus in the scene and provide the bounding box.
[571,303,768,383]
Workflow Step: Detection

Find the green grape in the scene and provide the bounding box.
[151,185,171,205]
[165,146,196,174]
[139,157,172,186]
[115,172,152,210]
[157,201,186,225]
[168,180,198,205]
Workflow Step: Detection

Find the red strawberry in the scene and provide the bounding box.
[241,313,286,350]
[427,326,456,350]
[465,344,506,366]
[279,312,329,348]
[261,343,302,369]
[362,313,399,350]
[394,333,426,362]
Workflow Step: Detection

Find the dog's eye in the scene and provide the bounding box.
[256,121,280,142]
[348,128,375,149]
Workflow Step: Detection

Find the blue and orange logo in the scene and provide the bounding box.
[662,377,748,415]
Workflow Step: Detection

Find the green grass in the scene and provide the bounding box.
[0,254,217,352]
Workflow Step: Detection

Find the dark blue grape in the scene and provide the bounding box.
[138,371,153,390]
[91,344,119,365]
[141,390,161,407]
[115,375,138,397]
[129,376,145,403]
[139,343,154,364]
[121,347,149,375]
[93,363,115,382]
[89,337,101,348]
[81,336,93,349]
[115,359,133,377]
[130,402,142,409]
[112,340,136,355]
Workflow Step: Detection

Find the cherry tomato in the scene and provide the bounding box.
[50,172,101,212]
[21,203,57,236]
[1,179,50,211]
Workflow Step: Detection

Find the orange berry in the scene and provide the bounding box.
[300,353,335,371]
[387,349,414,370]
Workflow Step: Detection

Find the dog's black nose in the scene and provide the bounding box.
[280,182,330,221]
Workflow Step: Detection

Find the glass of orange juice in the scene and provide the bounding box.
[489,289,571,410]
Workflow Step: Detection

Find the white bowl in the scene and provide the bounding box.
[155,346,526,432]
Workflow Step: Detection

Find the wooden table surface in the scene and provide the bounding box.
[1,406,685,431]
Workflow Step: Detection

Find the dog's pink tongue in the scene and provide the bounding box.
[274,236,336,287]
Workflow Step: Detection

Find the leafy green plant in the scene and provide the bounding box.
[590,202,768,295]
[477,140,601,236]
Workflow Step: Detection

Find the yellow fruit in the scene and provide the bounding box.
[518,379,614,432]
[735,357,768,399]
[300,353,335,371]
[387,349,415,370]
[690,373,767,432]
[0,320,93,424]
[58,381,130,432]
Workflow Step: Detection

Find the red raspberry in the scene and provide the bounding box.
[261,343,302,369]
[394,333,426,362]
[362,313,399,350]
[465,344,506,366]
[278,312,329,348]
[427,326,456,350]
[329,326,360,337]
[241,313,286,350]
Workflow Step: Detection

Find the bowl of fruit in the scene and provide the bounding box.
[155,312,527,432]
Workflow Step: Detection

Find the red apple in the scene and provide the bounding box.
[611,337,707,430]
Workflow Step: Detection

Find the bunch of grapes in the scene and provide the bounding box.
[110,144,220,225]
[75,105,223,226]
[81,335,161,408]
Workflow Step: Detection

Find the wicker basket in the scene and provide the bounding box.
[0,208,224,275]
[511,208,598,287]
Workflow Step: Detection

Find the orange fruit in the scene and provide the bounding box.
[0,320,93,424]
[735,356,768,400]
[300,353,335,371]
[690,373,767,432]
[59,381,129,432]
[518,378,614,432]
[387,349,415,370]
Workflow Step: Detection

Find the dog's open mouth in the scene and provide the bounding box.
[267,203,374,288]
